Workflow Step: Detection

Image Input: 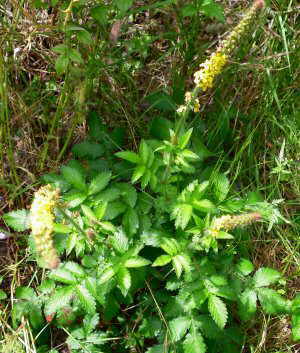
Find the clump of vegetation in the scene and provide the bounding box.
[1,0,299,352]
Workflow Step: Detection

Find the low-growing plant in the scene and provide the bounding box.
[2,1,299,352]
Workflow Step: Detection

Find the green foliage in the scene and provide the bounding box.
[4,123,294,352]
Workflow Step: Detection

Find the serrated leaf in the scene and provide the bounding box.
[117,267,131,296]
[83,313,99,334]
[160,238,180,256]
[61,166,86,192]
[253,267,281,288]
[172,204,193,230]
[15,287,36,300]
[169,316,190,341]
[183,331,206,353]
[99,267,115,284]
[76,285,96,314]
[124,256,150,268]
[175,254,191,273]
[88,171,112,196]
[64,262,85,277]
[115,151,141,164]
[172,256,183,278]
[192,199,215,213]
[45,286,74,315]
[238,289,257,322]
[123,208,139,236]
[63,191,87,208]
[213,173,230,202]
[152,255,173,267]
[116,183,137,208]
[257,288,290,314]
[72,142,104,159]
[3,209,30,231]
[81,204,97,222]
[208,295,228,329]
[49,268,78,285]
[103,201,127,221]
[38,279,56,294]
[236,258,254,276]
[111,228,128,254]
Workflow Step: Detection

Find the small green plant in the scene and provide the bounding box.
[2,1,298,352]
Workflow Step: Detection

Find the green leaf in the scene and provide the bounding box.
[91,5,108,25]
[64,262,85,278]
[72,142,104,159]
[55,55,69,74]
[99,267,115,284]
[49,268,78,285]
[15,287,36,300]
[160,238,180,256]
[238,289,257,322]
[208,295,228,329]
[3,209,30,232]
[63,191,87,208]
[169,316,190,341]
[152,255,173,267]
[76,285,96,314]
[123,208,139,236]
[38,279,56,294]
[253,268,281,288]
[132,165,146,183]
[201,0,225,22]
[53,44,68,55]
[181,4,198,17]
[183,331,206,353]
[81,205,97,222]
[0,289,8,300]
[172,256,183,278]
[103,201,127,220]
[178,128,193,149]
[117,267,131,296]
[69,48,83,64]
[115,151,141,164]
[53,223,72,234]
[61,166,86,192]
[192,199,215,213]
[111,228,129,254]
[236,258,254,276]
[114,0,133,15]
[76,30,93,45]
[175,254,191,273]
[116,183,137,208]
[149,117,172,140]
[213,173,230,202]
[292,313,300,341]
[83,313,99,334]
[124,256,151,268]
[88,171,112,196]
[257,288,290,314]
[45,286,74,315]
[172,204,193,230]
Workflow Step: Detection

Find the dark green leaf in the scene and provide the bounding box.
[123,208,139,236]
[253,268,281,288]
[208,295,228,329]
[88,171,112,195]
[72,142,104,159]
[76,285,96,313]
[257,288,290,314]
[61,166,86,192]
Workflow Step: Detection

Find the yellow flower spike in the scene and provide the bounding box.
[30,185,60,269]
[211,212,261,232]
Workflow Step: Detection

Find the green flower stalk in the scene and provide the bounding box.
[30,185,60,269]
[176,0,265,118]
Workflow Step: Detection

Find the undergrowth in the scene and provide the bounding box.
[0,0,299,352]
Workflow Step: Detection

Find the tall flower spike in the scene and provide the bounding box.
[30,185,60,269]
[177,0,265,115]
[211,212,261,233]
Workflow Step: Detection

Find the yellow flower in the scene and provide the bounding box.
[194,52,227,91]
[30,185,60,269]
